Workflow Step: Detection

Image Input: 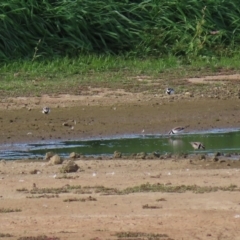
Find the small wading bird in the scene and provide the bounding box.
[166,88,174,95]
[168,125,189,135]
[42,107,50,114]
[190,142,205,150]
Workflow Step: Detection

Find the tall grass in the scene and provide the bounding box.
[0,0,240,62]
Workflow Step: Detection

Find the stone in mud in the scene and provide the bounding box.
[113,151,122,158]
[212,156,219,162]
[44,152,55,161]
[214,152,221,157]
[29,169,38,174]
[185,92,194,97]
[148,151,160,159]
[49,154,63,165]
[136,152,147,159]
[69,152,81,159]
[164,153,172,159]
[60,160,79,173]
[224,153,231,157]
[199,154,206,160]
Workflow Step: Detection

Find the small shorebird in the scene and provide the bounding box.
[166,88,174,95]
[168,125,189,135]
[42,107,50,114]
[190,142,205,150]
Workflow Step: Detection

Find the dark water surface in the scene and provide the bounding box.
[1,128,240,160]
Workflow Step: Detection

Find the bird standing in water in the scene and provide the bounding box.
[190,142,205,150]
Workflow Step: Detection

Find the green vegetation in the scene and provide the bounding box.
[1,0,240,61]
[1,53,240,98]
[1,0,240,97]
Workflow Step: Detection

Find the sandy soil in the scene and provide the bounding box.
[1,76,240,240]
[1,159,240,240]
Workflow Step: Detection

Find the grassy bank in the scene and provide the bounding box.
[1,0,240,61]
[1,54,240,97]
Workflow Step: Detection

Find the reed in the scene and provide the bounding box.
[0,0,240,61]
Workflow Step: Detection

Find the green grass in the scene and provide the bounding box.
[1,54,240,98]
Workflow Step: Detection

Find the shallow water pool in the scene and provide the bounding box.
[1,128,240,160]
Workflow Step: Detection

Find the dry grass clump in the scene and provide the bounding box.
[121,183,239,194]
[0,233,13,237]
[63,196,97,202]
[142,204,162,209]
[0,208,22,213]
[113,231,173,240]
[26,194,59,199]
[17,236,60,240]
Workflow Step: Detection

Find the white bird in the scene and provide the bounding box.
[42,107,50,114]
[168,125,189,135]
[166,88,174,95]
[190,142,205,150]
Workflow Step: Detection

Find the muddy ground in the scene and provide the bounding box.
[1,75,240,240]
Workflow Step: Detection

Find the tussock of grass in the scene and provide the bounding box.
[0,208,22,213]
[16,183,239,196]
[56,174,79,179]
[121,183,239,194]
[29,185,82,194]
[0,233,13,237]
[113,231,172,240]
[26,194,59,199]
[142,204,162,209]
[63,196,97,202]
[93,185,119,195]
[156,198,167,202]
[16,188,28,192]
[17,236,60,240]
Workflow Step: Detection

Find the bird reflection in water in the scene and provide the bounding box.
[168,138,184,149]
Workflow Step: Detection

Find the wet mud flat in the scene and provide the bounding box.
[1,90,240,239]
